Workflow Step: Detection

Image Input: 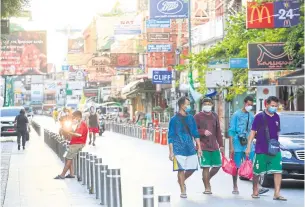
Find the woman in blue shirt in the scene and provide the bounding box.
[168,96,202,198]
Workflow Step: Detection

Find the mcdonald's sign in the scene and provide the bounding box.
[247,2,274,29]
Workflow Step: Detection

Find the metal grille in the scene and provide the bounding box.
[295,150,305,161]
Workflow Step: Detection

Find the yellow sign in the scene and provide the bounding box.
[250,5,271,24]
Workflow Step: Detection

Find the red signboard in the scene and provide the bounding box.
[247,2,274,29]
[1,31,47,75]
[110,53,139,67]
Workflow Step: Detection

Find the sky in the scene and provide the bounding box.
[24,0,137,68]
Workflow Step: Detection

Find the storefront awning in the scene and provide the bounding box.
[277,69,304,86]
[122,80,142,95]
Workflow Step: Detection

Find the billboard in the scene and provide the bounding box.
[152,71,172,84]
[114,19,141,35]
[86,56,115,83]
[146,19,171,28]
[68,38,84,53]
[31,83,43,105]
[147,44,172,52]
[110,53,139,67]
[148,33,170,41]
[247,1,300,29]
[150,0,189,19]
[248,43,294,70]
[1,31,47,76]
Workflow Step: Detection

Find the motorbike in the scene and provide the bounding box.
[99,118,105,136]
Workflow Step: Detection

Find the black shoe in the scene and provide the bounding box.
[89,141,92,145]
[23,146,25,150]
[92,143,95,146]
[18,145,20,150]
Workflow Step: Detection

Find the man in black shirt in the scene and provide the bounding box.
[15,109,29,150]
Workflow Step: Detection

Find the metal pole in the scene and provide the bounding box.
[100,165,108,205]
[82,152,88,185]
[106,168,122,207]
[158,195,170,207]
[143,186,154,207]
[95,158,103,199]
[89,155,97,194]
[86,153,91,188]
[78,152,84,181]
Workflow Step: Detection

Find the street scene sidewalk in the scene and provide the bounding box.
[30,116,304,207]
[2,129,101,207]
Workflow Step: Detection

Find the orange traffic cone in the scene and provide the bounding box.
[154,127,160,144]
[161,128,168,145]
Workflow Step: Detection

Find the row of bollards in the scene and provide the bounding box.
[143,186,171,207]
[31,121,41,136]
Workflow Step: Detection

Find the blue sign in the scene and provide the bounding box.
[146,19,171,28]
[274,1,300,28]
[150,0,189,19]
[62,65,69,71]
[147,44,172,52]
[229,58,248,68]
[152,71,172,84]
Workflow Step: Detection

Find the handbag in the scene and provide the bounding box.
[262,112,280,156]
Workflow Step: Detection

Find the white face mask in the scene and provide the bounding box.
[202,105,212,112]
[245,105,253,112]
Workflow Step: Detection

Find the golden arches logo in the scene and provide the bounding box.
[250,5,271,24]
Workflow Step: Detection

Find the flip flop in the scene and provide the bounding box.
[252,194,260,199]
[54,175,65,180]
[203,191,213,195]
[180,193,187,198]
[259,188,269,195]
[273,196,287,201]
[232,190,239,195]
[65,174,75,178]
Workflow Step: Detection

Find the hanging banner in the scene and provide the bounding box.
[147,44,172,52]
[247,1,300,29]
[87,56,115,83]
[148,33,170,41]
[68,38,84,54]
[114,19,142,35]
[110,53,139,67]
[1,31,47,75]
[146,19,171,28]
[248,43,294,70]
[149,0,189,19]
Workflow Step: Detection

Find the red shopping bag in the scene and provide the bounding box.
[238,157,253,180]
[221,152,237,176]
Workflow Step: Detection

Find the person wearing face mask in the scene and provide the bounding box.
[228,96,264,194]
[168,96,202,199]
[194,98,223,194]
[54,110,88,179]
[246,96,286,201]
[87,105,99,146]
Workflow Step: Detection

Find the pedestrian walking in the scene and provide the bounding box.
[14,109,29,150]
[87,105,99,146]
[54,110,88,179]
[168,96,202,199]
[246,96,286,201]
[194,98,224,195]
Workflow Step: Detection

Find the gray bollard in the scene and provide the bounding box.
[100,165,108,205]
[82,152,88,185]
[89,155,97,194]
[78,152,84,181]
[86,153,91,187]
[94,158,103,199]
[158,195,170,207]
[143,186,154,207]
[106,168,122,207]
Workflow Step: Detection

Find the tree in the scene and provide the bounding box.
[178,3,304,101]
[1,0,30,18]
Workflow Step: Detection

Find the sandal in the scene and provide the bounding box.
[65,174,75,178]
[54,175,65,179]
[273,196,287,201]
[251,194,260,199]
[180,193,187,198]
[203,191,212,195]
[232,190,239,195]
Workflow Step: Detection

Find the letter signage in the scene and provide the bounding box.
[150,0,189,19]
[152,71,172,84]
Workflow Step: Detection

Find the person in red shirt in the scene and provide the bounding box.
[54,110,88,179]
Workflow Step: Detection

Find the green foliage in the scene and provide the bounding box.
[1,0,30,18]
[179,4,304,102]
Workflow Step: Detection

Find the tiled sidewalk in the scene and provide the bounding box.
[2,130,101,207]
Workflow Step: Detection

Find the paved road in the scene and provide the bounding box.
[32,116,304,207]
